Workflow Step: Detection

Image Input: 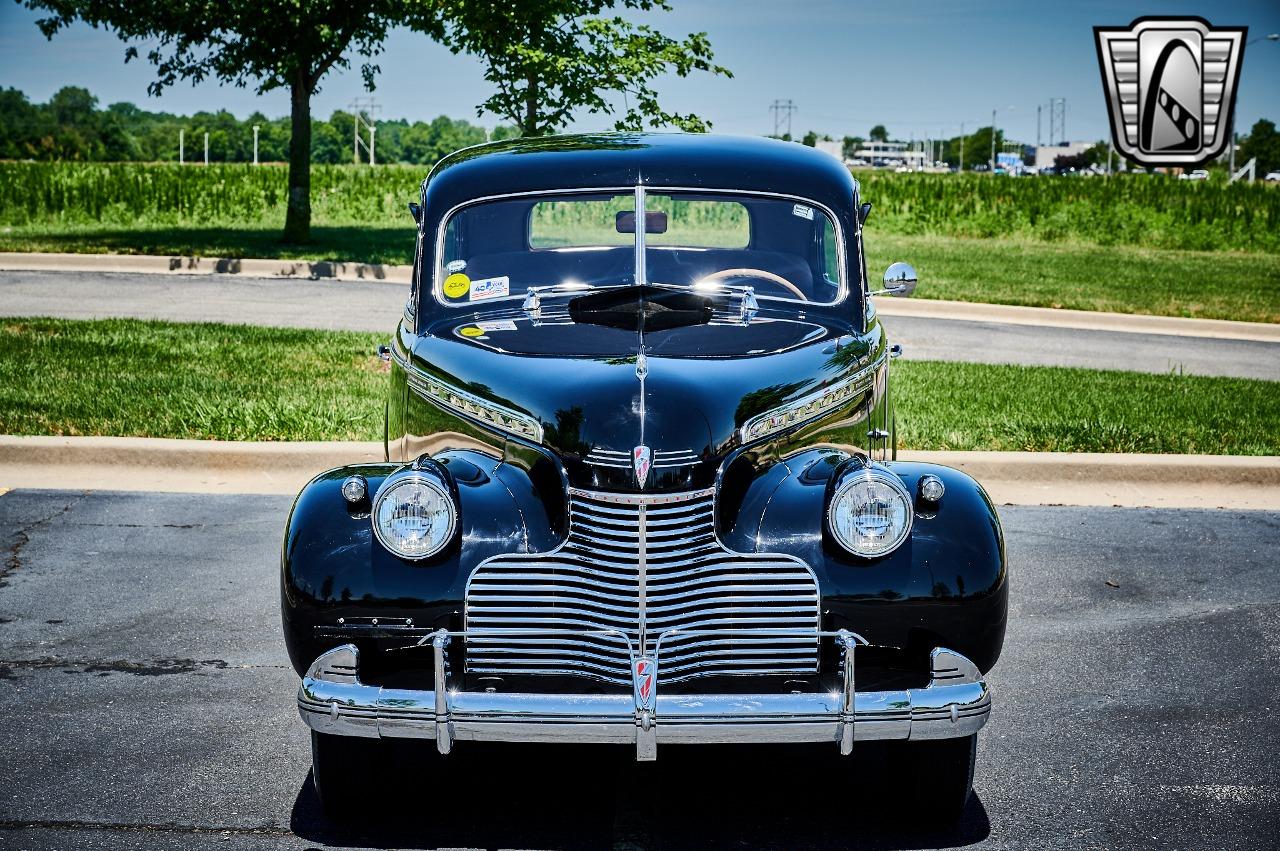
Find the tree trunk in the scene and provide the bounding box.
[523,19,541,136]
[524,69,539,136]
[283,72,311,243]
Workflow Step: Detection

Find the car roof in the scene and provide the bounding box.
[422,132,859,216]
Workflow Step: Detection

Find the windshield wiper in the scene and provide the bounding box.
[652,280,759,323]
[522,282,631,317]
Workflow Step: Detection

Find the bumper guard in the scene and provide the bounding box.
[297,629,991,761]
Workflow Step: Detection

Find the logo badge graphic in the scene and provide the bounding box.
[1094,17,1245,167]
[633,657,656,707]
[633,445,652,487]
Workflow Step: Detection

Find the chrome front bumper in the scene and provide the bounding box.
[297,630,991,761]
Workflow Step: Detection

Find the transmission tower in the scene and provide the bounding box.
[349,97,381,165]
[769,99,798,139]
[1048,97,1066,145]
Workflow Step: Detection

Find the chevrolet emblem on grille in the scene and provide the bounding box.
[1094,16,1246,167]
[633,445,652,487]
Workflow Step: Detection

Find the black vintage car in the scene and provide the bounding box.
[283,133,1007,821]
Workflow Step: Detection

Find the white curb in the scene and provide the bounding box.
[0,251,411,284]
[0,436,1276,508]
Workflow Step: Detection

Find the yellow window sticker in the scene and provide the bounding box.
[443,273,471,299]
[459,326,486,338]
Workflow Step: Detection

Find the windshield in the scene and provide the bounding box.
[435,188,844,307]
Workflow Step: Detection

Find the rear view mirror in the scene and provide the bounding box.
[879,262,917,297]
[616,210,668,234]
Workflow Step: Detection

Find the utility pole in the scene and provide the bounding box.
[769,99,797,139]
[959,122,965,172]
[179,129,184,165]
[204,132,209,166]
[1049,97,1066,145]
[349,97,380,165]
[990,108,996,172]
[370,125,377,166]
[1036,104,1042,147]
[253,125,260,165]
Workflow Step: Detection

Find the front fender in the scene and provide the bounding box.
[279,451,555,675]
[722,450,1008,673]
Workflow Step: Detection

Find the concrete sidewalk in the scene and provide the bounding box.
[0,435,1275,509]
[2,250,1276,342]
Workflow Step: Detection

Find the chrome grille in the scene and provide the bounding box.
[586,448,700,470]
[465,488,820,685]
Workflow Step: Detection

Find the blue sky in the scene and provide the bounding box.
[2,0,1277,144]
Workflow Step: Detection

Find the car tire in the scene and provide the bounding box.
[310,731,383,820]
[903,734,977,824]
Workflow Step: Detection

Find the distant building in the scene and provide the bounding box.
[814,140,843,161]
[853,140,927,169]
[1034,141,1092,170]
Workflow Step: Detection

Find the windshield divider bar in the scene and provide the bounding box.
[633,184,647,289]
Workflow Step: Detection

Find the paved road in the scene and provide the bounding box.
[2,270,1276,379]
[0,490,1276,850]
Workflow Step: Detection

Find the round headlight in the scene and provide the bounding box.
[828,467,913,558]
[371,475,457,560]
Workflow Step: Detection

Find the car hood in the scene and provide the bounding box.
[414,300,876,490]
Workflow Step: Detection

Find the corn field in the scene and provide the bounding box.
[1,161,1276,253]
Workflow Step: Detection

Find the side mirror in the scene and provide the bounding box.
[858,202,872,226]
[408,202,422,224]
[874,262,917,298]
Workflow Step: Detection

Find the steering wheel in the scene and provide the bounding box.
[699,267,807,301]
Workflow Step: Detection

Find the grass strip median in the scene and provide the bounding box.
[1,317,1276,454]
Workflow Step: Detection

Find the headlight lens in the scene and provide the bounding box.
[371,475,457,560]
[829,467,913,557]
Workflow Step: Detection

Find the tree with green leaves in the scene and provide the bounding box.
[437,0,731,136]
[868,124,889,143]
[22,1,443,243]
[1240,119,1280,175]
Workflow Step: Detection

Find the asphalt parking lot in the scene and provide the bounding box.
[0,490,1277,850]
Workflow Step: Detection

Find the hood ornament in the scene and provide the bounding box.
[633,445,652,488]
[635,348,648,380]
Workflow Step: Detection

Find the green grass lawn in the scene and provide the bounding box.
[865,234,1280,323]
[2,318,1275,454]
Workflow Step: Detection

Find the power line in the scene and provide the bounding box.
[349,96,380,165]
[769,99,797,138]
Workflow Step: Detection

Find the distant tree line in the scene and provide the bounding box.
[0,85,518,164]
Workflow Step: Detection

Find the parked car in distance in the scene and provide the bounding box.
[1179,169,1210,180]
[282,133,1008,825]
[1265,171,1280,182]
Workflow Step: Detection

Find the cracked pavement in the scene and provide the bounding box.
[0,489,1277,850]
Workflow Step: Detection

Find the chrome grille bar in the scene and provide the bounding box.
[464,488,820,685]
